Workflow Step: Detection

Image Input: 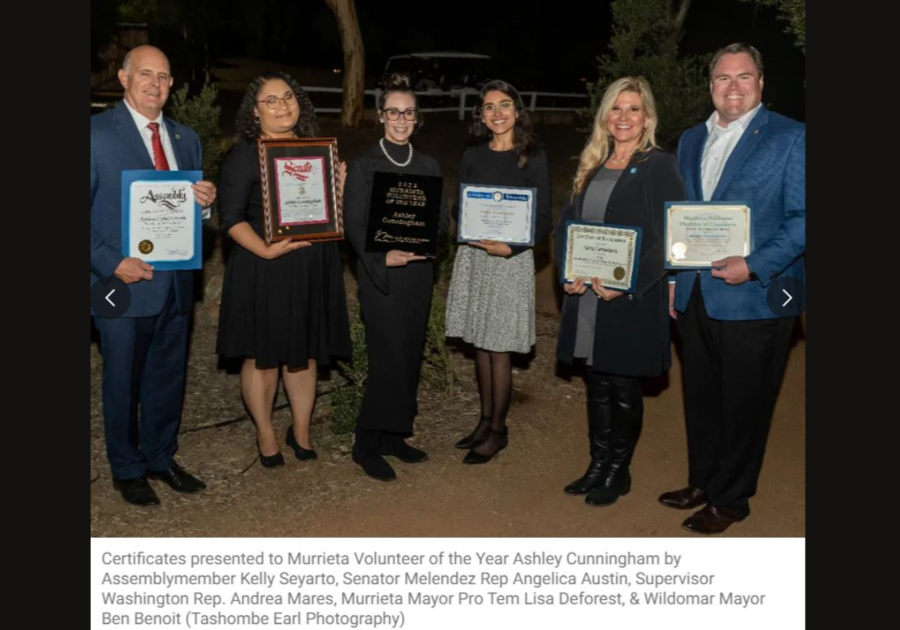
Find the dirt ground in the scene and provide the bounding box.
[90,118,805,538]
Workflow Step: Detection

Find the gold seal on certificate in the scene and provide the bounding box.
[561,221,642,293]
[138,240,154,254]
[665,202,752,268]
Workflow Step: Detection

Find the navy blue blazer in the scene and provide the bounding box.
[90,104,202,317]
[672,106,805,320]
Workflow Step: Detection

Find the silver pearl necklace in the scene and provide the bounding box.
[380,138,413,167]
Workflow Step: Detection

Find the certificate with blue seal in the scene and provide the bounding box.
[457,184,537,246]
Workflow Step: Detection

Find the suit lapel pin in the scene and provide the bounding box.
[175,134,181,140]
[629,167,637,174]
[753,130,759,134]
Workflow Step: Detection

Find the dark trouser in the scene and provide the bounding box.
[583,369,643,472]
[677,278,794,518]
[94,285,189,479]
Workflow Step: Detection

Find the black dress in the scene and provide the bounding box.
[216,141,351,370]
[343,140,448,435]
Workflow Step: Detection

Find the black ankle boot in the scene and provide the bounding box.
[352,429,396,481]
[585,467,631,506]
[455,416,491,449]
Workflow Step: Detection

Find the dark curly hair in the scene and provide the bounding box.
[235,71,319,143]
[469,79,539,169]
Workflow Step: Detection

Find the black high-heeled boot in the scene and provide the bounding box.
[585,374,643,507]
[565,371,612,495]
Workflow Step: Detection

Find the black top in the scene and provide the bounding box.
[343,140,448,432]
[455,143,553,255]
[215,141,351,369]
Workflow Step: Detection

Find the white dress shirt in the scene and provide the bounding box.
[700,103,761,201]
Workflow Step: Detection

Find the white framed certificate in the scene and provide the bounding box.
[560,220,642,292]
[120,170,202,270]
[664,202,752,268]
[457,184,536,245]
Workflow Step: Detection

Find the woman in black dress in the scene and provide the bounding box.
[556,76,685,506]
[216,72,351,468]
[343,74,448,481]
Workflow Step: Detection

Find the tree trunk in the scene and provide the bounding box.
[324,0,365,127]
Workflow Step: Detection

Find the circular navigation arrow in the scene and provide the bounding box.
[766,276,803,316]
[91,277,131,318]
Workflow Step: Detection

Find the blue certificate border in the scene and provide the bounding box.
[457,183,538,247]
[559,219,643,294]
[121,170,203,271]
[663,200,753,270]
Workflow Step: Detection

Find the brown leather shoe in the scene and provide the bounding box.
[682,505,744,535]
[658,486,707,510]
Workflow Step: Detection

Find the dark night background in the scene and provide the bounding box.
[92,0,805,122]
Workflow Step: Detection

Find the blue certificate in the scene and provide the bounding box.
[457,184,537,246]
[121,170,203,271]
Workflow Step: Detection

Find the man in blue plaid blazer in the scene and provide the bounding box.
[662,44,805,534]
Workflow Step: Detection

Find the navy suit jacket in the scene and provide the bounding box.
[90,104,202,317]
[673,105,805,320]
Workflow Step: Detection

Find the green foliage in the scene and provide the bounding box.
[168,81,224,182]
[744,0,805,53]
[436,229,458,286]
[585,0,710,148]
[330,307,368,435]
[420,287,454,394]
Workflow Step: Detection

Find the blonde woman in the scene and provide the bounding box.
[555,77,685,507]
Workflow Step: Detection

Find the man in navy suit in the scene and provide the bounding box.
[661,44,805,534]
[91,45,217,506]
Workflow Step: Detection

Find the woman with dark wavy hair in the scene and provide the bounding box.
[342,74,448,481]
[216,72,351,468]
[445,80,552,464]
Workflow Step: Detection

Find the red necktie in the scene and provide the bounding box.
[147,122,170,171]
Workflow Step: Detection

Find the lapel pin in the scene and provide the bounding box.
[175,134,181,140]
[753,130,759,134]
[630,167,637,174]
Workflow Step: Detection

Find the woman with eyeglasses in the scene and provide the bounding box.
[216,72,351,468]
[343,74,448,481]
[445,80,552,464]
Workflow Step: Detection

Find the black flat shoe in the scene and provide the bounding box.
[286,426,317,461]
[258,447,285,469]
[463,428,508,464]
[455,416,491,449]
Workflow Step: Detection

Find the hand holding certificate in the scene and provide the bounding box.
[560,221,642,293]
[121,170,203,270]
[457,184,537,246]
[664,202,752,268]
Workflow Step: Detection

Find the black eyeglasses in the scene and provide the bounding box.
[258,93,296,110]
[382,108,417,121]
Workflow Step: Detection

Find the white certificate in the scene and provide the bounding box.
[275,157,330,225]
[128,180,196,262]
[665,203,752,268]
[562,222,641,292]
[458,184,536,245]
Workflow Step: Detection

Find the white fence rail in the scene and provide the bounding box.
[303,87,589,120]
